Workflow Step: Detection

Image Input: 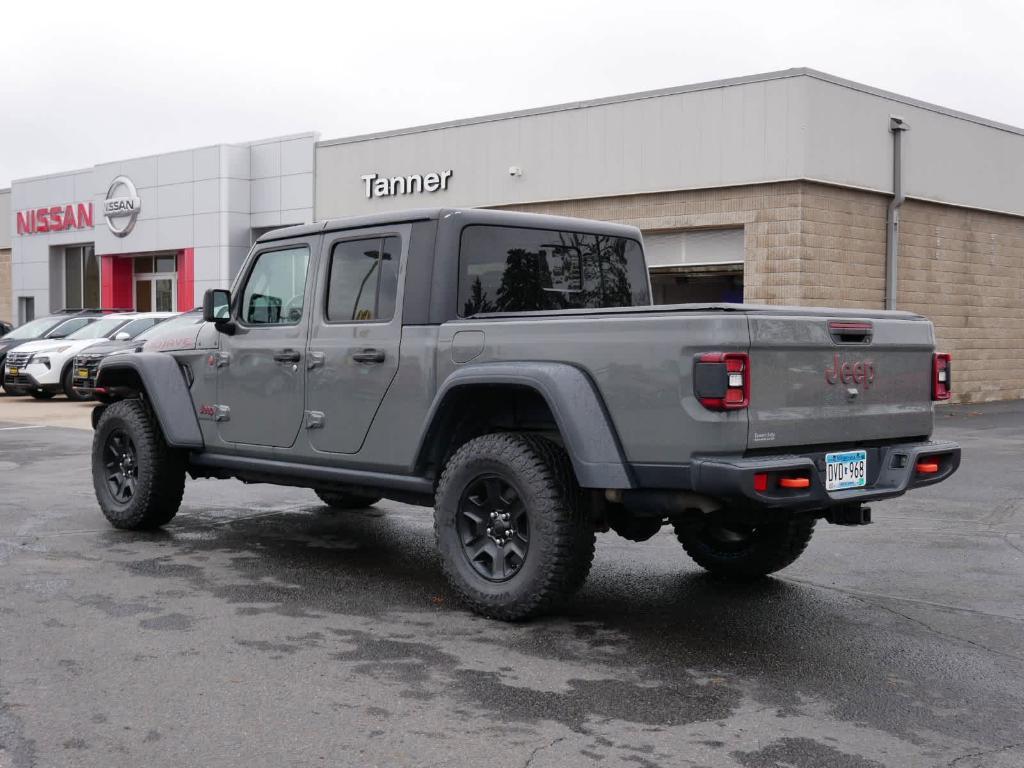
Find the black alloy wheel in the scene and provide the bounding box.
[457,474,530,582]
[103,429,138,503]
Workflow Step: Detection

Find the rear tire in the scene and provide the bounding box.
[434,432,595,621]
[92,399,185,530]
[673,514,815,580]
[314,489,382,509]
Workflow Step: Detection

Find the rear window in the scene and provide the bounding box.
[458,225,650,316]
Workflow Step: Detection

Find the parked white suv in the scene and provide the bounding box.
[3,313,173,400]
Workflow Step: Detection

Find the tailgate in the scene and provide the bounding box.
[746,313,935,450]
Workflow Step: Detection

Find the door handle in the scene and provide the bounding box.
[352,348,385,364]
[273,349,301,364]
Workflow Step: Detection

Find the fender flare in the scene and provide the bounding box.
[417,361,634,489]
[95,352,204,449]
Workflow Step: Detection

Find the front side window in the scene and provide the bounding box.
[240,246,310,325]
[458,225,650,316]
[326,236,400,323]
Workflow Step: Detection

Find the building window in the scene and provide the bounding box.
[63,245,100,309]
[644,228,744,304]
[133,253,178,312]
[17,297,35,324]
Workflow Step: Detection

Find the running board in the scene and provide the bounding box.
[188,452,434,499]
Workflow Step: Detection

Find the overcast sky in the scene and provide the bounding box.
[1,0,1020,187]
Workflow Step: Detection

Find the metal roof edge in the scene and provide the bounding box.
[799,69,1024,138]
[317,66,1024,148]
[316,68,810,147]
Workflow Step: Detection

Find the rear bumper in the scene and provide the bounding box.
[632,440,961,511]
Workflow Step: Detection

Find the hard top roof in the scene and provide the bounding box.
[255,208,642,244]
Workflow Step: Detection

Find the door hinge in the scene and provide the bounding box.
[307,351,326,370]
[214,404,231,422]
[305,410,326,429]
[216,352,231,368]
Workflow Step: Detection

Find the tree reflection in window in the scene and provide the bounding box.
[459,226,649,316]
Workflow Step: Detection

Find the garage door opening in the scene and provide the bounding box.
[643,228,744,304]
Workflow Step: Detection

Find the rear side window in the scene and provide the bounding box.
[240,246,310,325]
[458,225,650,316]
[326,236,400,322]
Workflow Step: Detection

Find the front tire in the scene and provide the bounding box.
[673,514,815,580]
[92,399,185,530]
[434,433,595,621]
[63,365,89,401]
[314,489,382,509]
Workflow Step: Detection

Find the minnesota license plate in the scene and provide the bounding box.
[825,450,867,491]
[77,369,89,379]
[7,367,17,376]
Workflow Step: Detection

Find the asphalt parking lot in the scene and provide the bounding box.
[0,396,1022,768]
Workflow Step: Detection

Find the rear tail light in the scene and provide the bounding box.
[694,352,749,410]
[933,353,952,401]
[752,471,812,493]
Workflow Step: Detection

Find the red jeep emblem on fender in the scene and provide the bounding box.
[825,353,875,389]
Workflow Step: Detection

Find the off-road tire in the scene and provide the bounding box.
[434,432,595,620]
[92,399,185,530]
[673,515,815,580]
[29,389,54,400]
[314,489,383,509]
[63,365,89,401]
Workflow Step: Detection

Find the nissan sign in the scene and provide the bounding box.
[103,175,142,237]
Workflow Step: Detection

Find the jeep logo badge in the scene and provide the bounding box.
[825,353,875,389]
[103,175,141,237]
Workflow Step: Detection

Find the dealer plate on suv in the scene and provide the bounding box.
[825,450,867,491]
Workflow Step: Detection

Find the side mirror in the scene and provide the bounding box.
[114,331,131,341]
[203,289,232,323]
[203,288,235,334]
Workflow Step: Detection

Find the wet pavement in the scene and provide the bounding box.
[0,401,1022,767]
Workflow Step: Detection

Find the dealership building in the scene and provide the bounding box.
[2,68,1023,402]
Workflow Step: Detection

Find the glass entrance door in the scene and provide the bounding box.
[133,254,177,312]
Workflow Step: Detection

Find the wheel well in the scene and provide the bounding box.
[95,367,146,400]
[417,384,564,480]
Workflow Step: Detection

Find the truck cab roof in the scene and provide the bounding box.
[255,208,642,244]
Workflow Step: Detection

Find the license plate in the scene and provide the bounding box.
[7,367,17,376]
[77,369,89,379]
[825,450,867,491]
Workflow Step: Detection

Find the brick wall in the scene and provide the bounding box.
[500,181,1024,403]
[0,248,11,325]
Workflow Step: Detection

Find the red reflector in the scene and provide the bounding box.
[753,473,768,492]
[916,462,939,474]
[94,387,107,394]
[779,477,810,489]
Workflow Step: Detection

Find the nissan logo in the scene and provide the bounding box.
[103,175,141,237]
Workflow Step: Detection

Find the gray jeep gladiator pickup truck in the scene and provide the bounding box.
[89,208,961,619]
